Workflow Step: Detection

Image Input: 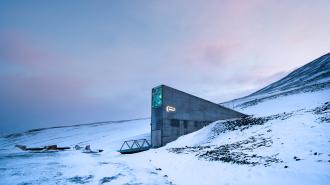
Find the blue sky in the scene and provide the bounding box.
[1,0,330,135]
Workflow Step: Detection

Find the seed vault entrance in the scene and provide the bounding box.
[151,85,246,148]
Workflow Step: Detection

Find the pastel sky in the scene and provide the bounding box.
[1,0,329,135]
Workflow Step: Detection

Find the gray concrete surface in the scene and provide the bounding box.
[151,85,246,147]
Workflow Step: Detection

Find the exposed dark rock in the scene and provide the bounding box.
[208,116,268,140]
[168,146,212,154]
[293,156,301,161]
[17,183,32,185]
[313,102,330,115]
[98,162,110,165]
[67,175,94,184]
[311,102,330,123]
[4,132,23,139]
[208,113,293,142]
[99,173,123,184]
[168,136,281,166]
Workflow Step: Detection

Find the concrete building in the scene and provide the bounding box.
[151,85,246,148]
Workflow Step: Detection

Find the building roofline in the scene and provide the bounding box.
[155,84,246,116]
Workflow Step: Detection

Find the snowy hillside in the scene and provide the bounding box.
[147,53,330,185]
[155,89,329,185]
[252,53,330,96]
[223,53,330,109]
[0,54,329,185]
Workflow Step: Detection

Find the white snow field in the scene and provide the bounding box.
[0,53,329,185]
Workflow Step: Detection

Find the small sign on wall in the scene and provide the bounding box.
[166,105,176,112]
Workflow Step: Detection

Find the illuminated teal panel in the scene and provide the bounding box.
[152,86,162,108]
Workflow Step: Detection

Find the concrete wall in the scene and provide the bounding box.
[151,85,246,147]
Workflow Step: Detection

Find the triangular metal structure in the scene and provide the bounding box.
[118,139,151,154]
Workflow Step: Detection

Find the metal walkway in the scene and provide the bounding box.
[118,139,151,154]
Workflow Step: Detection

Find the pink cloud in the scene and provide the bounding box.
[195,41,243,65]
[0,74,88,105]
[0,31,57,66]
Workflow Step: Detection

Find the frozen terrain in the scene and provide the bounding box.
[223,53,330,109]
[0,53,329,185]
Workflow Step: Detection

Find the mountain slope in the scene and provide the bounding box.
[251,53,330,96]
[0,54,329,185]
[223,53,330,109]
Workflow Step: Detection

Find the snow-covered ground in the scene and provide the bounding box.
[0,119,174,184]
[0,54,329,185]
[2,88,328,185]
[148,89,330,185]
